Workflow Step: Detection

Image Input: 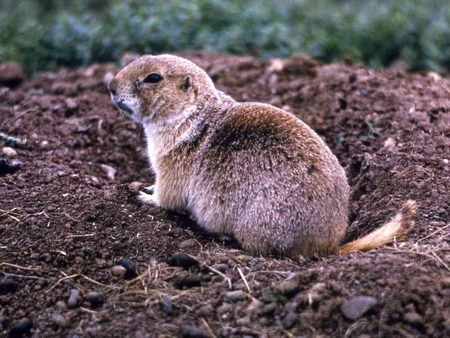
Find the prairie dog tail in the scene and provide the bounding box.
[338,200,418,255]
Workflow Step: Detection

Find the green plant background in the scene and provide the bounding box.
[1,0,449,74]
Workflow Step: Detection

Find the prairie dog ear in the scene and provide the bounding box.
[180,76,193,93]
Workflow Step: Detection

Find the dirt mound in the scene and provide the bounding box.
[1,52,449,337]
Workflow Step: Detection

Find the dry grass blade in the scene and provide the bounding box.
[0,262,41,271]
[237,267,251,294]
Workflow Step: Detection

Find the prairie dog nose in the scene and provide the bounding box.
[108,79,118,95]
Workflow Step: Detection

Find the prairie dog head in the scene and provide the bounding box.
[108,54,220,126]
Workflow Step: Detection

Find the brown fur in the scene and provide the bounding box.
[108,54,417,259]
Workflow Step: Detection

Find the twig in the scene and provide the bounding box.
[0,262,41,271]
[67,233,96,239]
[237,267,251,294]
[45,273,119,293]
[80,307,99,314]
[3,272,40,279]
[45,274,79,293]
[201,318,217,338]
[431,252,450,272]
[416,223,450,244]
[205,265,232,289]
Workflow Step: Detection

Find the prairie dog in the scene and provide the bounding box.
[108,54,417,258]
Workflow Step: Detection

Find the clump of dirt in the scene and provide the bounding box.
[1,52,449,337]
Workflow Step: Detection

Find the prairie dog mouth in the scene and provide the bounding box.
[114,100,134,115]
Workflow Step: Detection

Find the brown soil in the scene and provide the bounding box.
[1,52,449,338]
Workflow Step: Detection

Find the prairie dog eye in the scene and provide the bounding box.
[143,73,163,83]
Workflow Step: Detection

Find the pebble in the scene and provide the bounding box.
[236,316,251,326]
[274,278,300,297]
[340,296,377,320]
[8,318,32,337]
[246,297,264,313]
[217,303,234,314]
[178,275,201,289]
[223,290,245,302]
[65,98,78,111]
[50,313,68,328]
[39,253,52,263]
[179,325,209,338]
[119,258,137,279]
[197,304,214,317]
[100,164,117,180]
[55,300,67,311]
[0,278,18,294]
[111,265,127,278]
[86,291,103,308]
[168,253,199,270]
[68,289,81,309]
[281,312,298,329]
[404,312,424,326]
[0,157,20,176]
[213,263,229,273]
[2,147,17,158]
[128,181,143,191]
[179,239,199,249]
[161,297,173,314]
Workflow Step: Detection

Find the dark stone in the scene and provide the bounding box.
[161,297,173,314]
[68,289,81,309]
[119,258,137,279]
[177,275,201,289]
[180,324,208,338]
[0,279,18,294]
[281,312,298,329]
[168,253,199,270]
[341,296,377,320]
[8,318,32,338]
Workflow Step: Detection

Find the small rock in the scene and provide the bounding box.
[213,264,229,273]
[86,291,103,308]
[0,278,18,294]
[168,253,199,270]
[65,98,78,111]
[100,164,117,180]
[383,137,396,149]
[8,318,32,337]
[274,278,300,297]
[50,313,68,328]
[179,239,199,249]
[128,181,143,191]
[0,157,20,176]
[39,252,52,263]
[0,62,24,87]
[281,312,298,330]
[404,312,424,326]
[112,265,127,278]
[197,304,214,317]
[55,301,67,311]
[2,147,17,158]
[341,296,377,320]
[217,303,234,314]
[177,275,201,289]
[68,289,81,309]
[246,297,264,313]
[258,302,277,315]
[161,297,173,314]
[223,290,245,302]
[179,325,208,338]
[119,258,138,279]
[236,316,251,326]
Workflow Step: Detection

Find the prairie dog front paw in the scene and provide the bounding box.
[138,190,160,206]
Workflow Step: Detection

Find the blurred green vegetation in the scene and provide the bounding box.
[1,0,450,74]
